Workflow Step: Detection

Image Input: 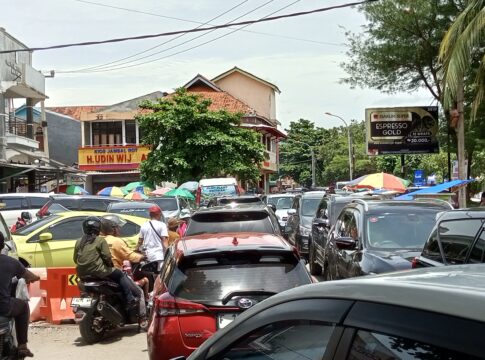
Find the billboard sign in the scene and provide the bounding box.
[366,106,439,155]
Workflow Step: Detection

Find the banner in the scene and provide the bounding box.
[78,145,150,171]
[366,106,439,155]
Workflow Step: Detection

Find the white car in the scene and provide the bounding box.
[0,193,51,227]
[262,193,295,227]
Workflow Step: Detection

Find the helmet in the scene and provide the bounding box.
[149,205,162,215]
[82,216,101,235]
[102,214,127,228]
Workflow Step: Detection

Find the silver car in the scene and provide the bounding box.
[262,194,295,227]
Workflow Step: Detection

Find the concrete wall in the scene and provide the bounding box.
[46,111,81,166]
[214,72,276,123]
[0,28,31,83]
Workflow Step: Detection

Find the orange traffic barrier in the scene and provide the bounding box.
[39,267,80,324]
[27,268,47,322]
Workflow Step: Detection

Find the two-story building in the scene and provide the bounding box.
[0,28,77,193]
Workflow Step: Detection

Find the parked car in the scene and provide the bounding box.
[181,264,485,360]
[261,193,295,227]
[322,199,452,280]
[36,195,125,219]
[413,208,485,268]
[206,195,263,207]
[107,201,166,222]
[0,193,51,227]
[285,191,326,257]
[185,204,281,237]
[148,195,193,219]
[147,232,312,360]
[309,194,376,275]
[12,211,147,267]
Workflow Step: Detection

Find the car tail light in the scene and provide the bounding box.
[195,188,201,206]
[411,257,419,269]
[155,294,207,317]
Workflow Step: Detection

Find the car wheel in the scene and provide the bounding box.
[309,242,322,276]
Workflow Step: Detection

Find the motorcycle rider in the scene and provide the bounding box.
[137,205,168,268]
[73,216,137,309]
[0,232,40,358]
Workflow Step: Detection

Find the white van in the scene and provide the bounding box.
[0,193,51,227]
[196,178,239,206]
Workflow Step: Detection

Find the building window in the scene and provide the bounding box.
[125,120,136,144]
[92,121,122,146]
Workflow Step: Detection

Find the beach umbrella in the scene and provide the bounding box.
[124,191,148,200]
[65,185,89,195]
[345,172,409,192]
[124,181,154,192]
[97,186,127,198]
[177,181,198,192]
[164,188,195,200]
[132,185,153,195]
[149,187,172,196]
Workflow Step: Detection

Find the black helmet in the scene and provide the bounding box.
[82,216,101,235]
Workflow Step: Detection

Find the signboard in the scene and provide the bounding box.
[78,145,150,171]
[65,174,86,185]
[451,160,468,180]
[414,170,426,187]
[366,107,439,155]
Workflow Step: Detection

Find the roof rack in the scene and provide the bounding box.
[413,198,454,209]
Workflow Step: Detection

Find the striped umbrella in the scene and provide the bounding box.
[345,172,409,192]
[97,186,127,198]
[124,191,148,200]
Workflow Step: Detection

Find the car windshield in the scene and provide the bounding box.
[109,207,150,219]
[151,198,178,211]
[366,211,438,250]
[185,211,274,236]
[169,252,309,304]
[14,215,60,236]
[301,198,321,217]
[267,197,292,209]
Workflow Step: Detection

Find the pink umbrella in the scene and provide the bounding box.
[149,187,172,196]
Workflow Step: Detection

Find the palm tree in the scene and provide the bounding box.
[440,0,485,119]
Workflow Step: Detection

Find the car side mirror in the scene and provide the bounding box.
[39,232,53,242]
[335,236,357,250]
[269,204,276,212]
[287,209,297,216]
[313,218,329,229]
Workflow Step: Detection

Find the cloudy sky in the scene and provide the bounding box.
[3,0,432,129]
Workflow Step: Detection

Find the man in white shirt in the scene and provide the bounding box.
[138,205,169,264]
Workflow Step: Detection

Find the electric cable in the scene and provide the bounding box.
[69,0,278,73]
[0,0,377,54]
[73,0,300,73]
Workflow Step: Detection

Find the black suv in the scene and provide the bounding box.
[37,195,126,218]
[285,191,326,258]
[413,209,485,268]
[185,204,281,237]
[322,199,452,280]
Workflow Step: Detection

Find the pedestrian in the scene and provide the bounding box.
[167,218,181,246]
[137,205,168,268]
[480,192,485,207]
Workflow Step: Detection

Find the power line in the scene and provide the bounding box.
[71,0,342,47]
[72,0,252,72]
[73,0,301,73]
[0,0,376,54]
[68,0,278,73]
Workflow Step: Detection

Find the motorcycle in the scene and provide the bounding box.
[71,261,159,344]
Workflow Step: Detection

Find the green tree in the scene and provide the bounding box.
[136,89,265,184]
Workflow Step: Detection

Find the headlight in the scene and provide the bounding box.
[299,226,311,237]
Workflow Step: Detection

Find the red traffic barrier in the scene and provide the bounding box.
[39,267,80,324]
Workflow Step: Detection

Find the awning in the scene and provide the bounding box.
[395,179,474,200]
[241,124,287,139]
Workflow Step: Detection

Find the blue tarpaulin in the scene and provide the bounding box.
[395,179,474,200]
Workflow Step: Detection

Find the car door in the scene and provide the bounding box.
[196,299,353,360]
[336,209,361,279]
[34,216,85,267]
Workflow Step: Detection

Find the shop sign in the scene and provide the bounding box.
[78,145,150,171]
[366,106,439,155]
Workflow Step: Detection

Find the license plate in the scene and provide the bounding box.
[217,313,239,329]
[71,297,93,307]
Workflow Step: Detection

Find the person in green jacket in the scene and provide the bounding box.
[73,216,137,307]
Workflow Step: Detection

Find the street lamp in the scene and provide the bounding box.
[325,112,353,180]
[289,139,316,188]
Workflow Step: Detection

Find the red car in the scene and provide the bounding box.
[147,232,312,360]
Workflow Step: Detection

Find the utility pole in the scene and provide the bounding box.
[325,112,353,180]
[310,148,316,188]
[456,77,466,208]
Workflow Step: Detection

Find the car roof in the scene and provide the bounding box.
[230,264,485,324]
[42,211,148,223]
[0,193,52,198]
[194,204,271,214]
[301,191,326,199]
[347,199,452,212]
[50,195,125,201]
[108,201,155,209]
[265,193,295,198]
[435,208,485,221]
[178,232,291,256]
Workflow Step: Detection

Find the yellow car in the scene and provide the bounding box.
[12,211,148,268]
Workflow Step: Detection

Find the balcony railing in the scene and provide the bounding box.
[5,115,30,137]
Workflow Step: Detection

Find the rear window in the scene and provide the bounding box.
[109,207,150,219]
[219,197,262,205]
[170,252,309,303]
[151,198,178,211]
[14,215,60,236]
[438,219,483,264]
[186,211,274,236]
